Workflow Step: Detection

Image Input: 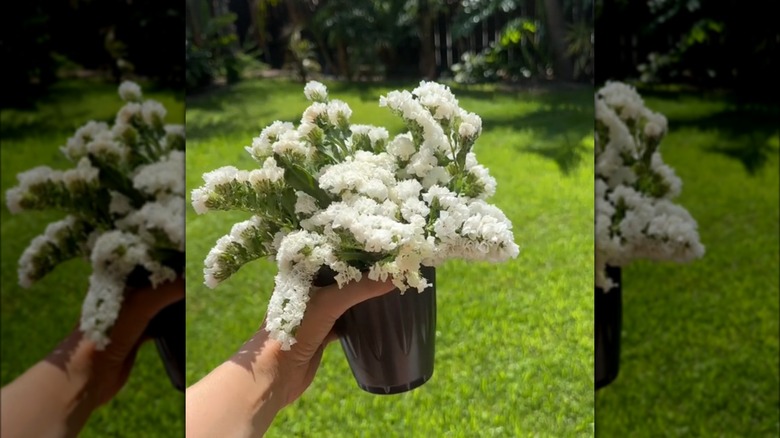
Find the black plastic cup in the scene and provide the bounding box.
[595,265,621,390]
[314,266,436,395]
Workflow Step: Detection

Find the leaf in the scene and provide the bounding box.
[274,153,332,209]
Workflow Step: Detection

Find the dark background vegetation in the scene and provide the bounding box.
[185,0,595,91]
[595,0,779,98]
[1,0,184,107]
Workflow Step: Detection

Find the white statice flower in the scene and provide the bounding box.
[595,82,703,290]
[117,195,185,251]
[17,216,87,288]
[250,157,285,185]
[304,81,328,102]
[61,121,110,161]
[387,133,416,161]
[116,102,142,125]
[326,100,352,127]
[63,157,100,189]
[195,81,518,350]
[118,81,142,101]
[109,191,133,216]
[134,150,185,196]
[86,130,128,164]
[412,81,460,121]
[7,81,184,349]
[272,129,310,158]
[142,100,167,127]
[295,191,318,215]
[246,121,296,162]
[318,151,397,201]
[191,166,239,214]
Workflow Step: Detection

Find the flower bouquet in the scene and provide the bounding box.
[192,81,519,394]
[594,81,704,388]
[5,82,186,391]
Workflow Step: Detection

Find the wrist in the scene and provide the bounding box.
[60,335,105,413]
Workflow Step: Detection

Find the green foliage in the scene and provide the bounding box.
[596,89,780,436]
[186,6,266,91]
[286,28,321,83]
[1,80,185,437]
[601,0,777,91]
[186,78,594,436]
[565,21,594,82]
[309,0,416,80]
[452,18,551,84]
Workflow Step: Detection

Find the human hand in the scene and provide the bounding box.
[239,276,395,406]
[64,276,185,408]
[186,276,394,438]
[1,276,185,438]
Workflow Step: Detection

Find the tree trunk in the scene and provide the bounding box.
[543,0,573,81]
[337,42,351,80]
[418,1,438,80]
[187,0,203,46]
[247,0,266,54]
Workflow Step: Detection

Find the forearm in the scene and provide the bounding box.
[0,339,100,438]
[186,335,286,438]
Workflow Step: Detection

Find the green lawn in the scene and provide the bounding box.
[0,80,185,437]
[595,88,780,436]
[186,78,595,436]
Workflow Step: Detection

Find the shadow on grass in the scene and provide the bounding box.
[505,99,594,176]
[676,108,778,175]
[638,86,780,175]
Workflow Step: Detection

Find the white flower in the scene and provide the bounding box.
[326,100,352,126]
[109,191,133,216]
[594,83,704,288]
[118,81,142,101]
[304,81,328,102]
[196,81,518,349]
[387,133,416,160]
[246,121,295,161]
[141,100,167,126]
[9,81,184,349]
[133,150,185,196]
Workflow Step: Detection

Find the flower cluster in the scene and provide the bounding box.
[193,81,518,349]
[6,82,185,348]
[595,82,704,290]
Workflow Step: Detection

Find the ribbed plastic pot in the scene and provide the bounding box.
[313,266,436,395]
[595,265,621,390]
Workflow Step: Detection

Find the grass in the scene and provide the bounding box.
[186,78,595,436]
[594,88,780,436]
[0,79,185,437]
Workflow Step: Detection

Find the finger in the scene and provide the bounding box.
[323,329,339,345]
[105,276,185,349]
[310,276,395,319]
[292,277,394,352]
[123,276,186,322]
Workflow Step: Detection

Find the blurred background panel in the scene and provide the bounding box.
[594,1,779,436]
[1,1,184,436]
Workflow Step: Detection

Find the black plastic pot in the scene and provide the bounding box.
[127,264,185,392]
[145,298,186,391]
[314,266,437,395]
[595,265,621,390]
